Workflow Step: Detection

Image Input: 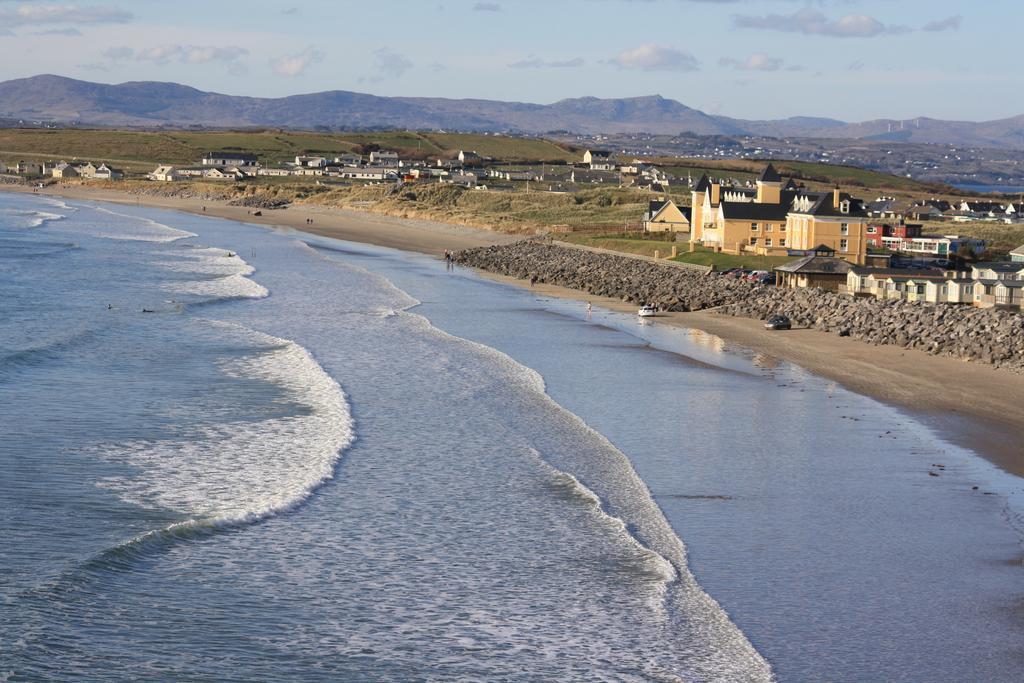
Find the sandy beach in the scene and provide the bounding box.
[8,182,1024,477]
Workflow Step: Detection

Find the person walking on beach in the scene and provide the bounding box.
[586,301,592,318]
[530,275,538,287]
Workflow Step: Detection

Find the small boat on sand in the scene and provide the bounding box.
[638,305,657,318]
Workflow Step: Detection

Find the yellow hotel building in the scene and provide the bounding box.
[689,164,869,265]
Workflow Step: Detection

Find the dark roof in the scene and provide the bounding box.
[693,173,710,193]
[587,150,612,158]
[850,266,947,277]
[783,178,798,190]
[776,255,854,275]
[647,199,691,223]
[973,261,1024,272]
[720,201,789,221]
[792,190,869,218]
[758,163,782,183]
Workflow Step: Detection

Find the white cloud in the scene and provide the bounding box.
[609,44,699,71]
[104,44,247,67]
[271,47,324,77]
[369,48,413,79]
[509,56,584,69]
[0,4,132,27]
[31,27,83,36]
[718,53,785,71]
[733,9,910,38]
[923,15,961,32]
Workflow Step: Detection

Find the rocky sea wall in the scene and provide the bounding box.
[455,241,1024,372]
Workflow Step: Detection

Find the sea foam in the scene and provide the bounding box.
[93,323,353,526]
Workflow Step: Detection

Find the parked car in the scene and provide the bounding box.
[764,314,791,330]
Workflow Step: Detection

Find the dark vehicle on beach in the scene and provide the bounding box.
[764,314,791,330]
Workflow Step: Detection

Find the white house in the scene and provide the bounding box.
[294,155,327,168]
[369,151,399,166]
[148,165,181,182]
[203,152,258,167]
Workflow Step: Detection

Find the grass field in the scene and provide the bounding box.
[672,245,793,270]
[557,233,681,258]
[915,220,1024,254]
[0,128,577,168]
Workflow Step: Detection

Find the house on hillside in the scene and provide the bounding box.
[570,168,618,184]
[294,155,327,168]
[583,150,612,165]
[369,151,399,166]
[51,162,80,179]
[458,150,481,166]
[334,153,363,166]
[1011,244,1024,262]
[439,172,478,188]
[643,198,690,233]
[16,161,44,176]
[203,151,258,167]
[336,166,397,181]
[89,163,123,180]
[148,165,181,182]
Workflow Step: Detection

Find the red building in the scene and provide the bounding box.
[866,222,923,248]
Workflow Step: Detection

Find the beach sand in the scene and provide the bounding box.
[9,183,1024,476]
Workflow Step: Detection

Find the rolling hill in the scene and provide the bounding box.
[1,74,1022,148]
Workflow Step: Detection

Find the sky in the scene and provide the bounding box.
[0,0,1019,122]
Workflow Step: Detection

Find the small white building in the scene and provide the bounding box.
[369,151,399,166]
[148,165,181,182]
[203,152,258,167]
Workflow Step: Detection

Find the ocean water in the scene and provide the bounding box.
[0,193,1021,681]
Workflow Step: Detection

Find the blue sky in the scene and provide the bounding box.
[0,1,1019,122]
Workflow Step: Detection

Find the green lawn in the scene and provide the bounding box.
[671,245,793,270]
[557,234,682,258]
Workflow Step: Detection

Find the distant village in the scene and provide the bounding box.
[3,148,1022,311]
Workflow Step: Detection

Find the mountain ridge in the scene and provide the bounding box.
[1,74,1022,148]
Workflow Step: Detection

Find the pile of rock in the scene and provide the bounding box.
[227,195,290,209]
[455,240,1024,372]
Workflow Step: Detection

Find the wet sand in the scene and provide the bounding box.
[7,183,1024,477]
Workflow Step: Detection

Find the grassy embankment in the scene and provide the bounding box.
[98,178,647,233]
[558,232,793,268]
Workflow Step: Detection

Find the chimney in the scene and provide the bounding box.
[710,180,721,206]
[833,186,841,207]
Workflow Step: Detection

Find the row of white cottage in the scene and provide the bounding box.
[844,261,1024,309]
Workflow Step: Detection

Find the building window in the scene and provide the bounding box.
[867,226,876,234]
[750,237,758,246]
[779,238,786,247]
[750,222,759,231]
[766,224,773,232]
[840,223,849,235]
[780,224,786,232]
[765,238,773,247]
[840,239,849,252]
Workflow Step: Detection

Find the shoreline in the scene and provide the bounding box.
[6,182,1024,477]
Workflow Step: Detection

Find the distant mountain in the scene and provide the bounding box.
[1,74,1022,148]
